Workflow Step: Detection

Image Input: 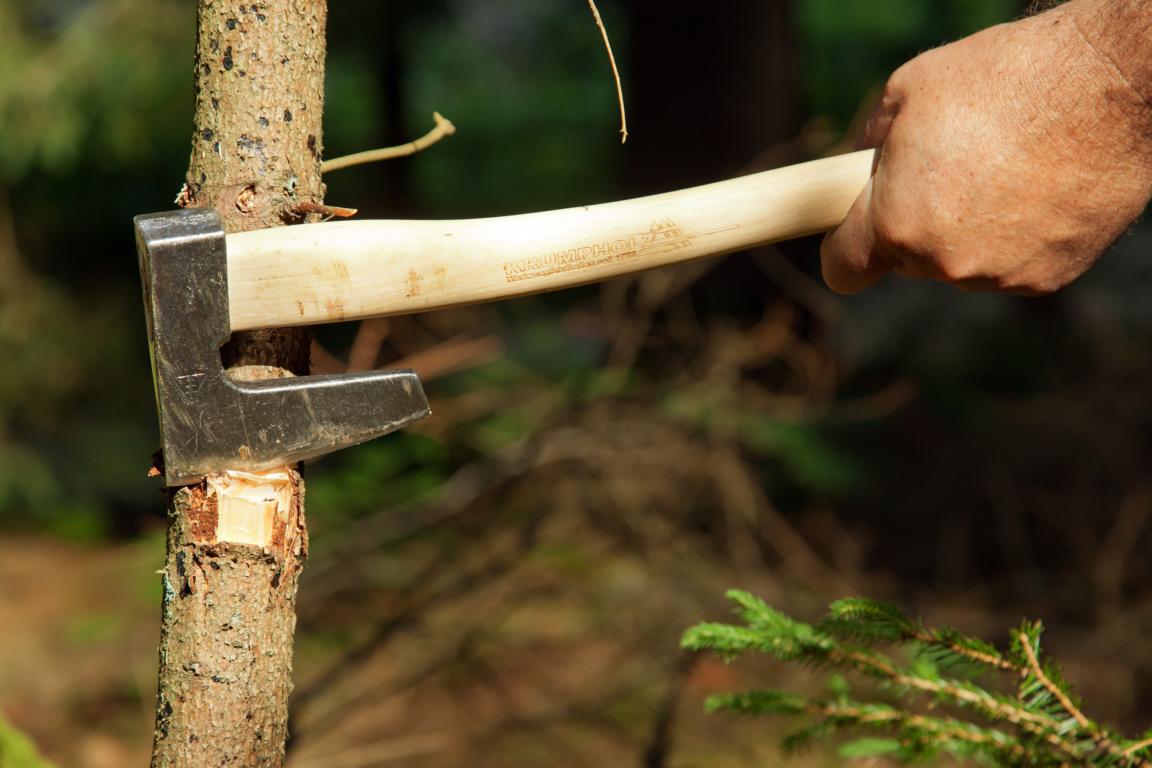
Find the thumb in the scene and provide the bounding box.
[859,90,900,151]
[820,177,891,294]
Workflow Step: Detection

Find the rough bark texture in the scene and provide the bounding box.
[151,2,327,766]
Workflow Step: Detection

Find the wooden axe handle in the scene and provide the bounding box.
[225,150,874,332]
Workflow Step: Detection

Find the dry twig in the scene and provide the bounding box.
[311,332,502,381]
[292,734,448,768]
[321,112,457,173]
[347,318,391,372]
[385,334,505,381]
[587,0,628,143]
[290,200,358,219]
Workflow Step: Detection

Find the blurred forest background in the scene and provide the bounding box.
[2,0,1152,766]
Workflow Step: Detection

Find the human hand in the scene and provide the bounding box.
[820,1,1152,295]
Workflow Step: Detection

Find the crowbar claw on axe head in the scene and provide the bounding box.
[135,209,430,487]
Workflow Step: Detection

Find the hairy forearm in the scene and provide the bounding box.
[1068,0,1152,107]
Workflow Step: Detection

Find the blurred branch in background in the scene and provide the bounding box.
[0,0,192,538]
[0,0,192,183]
[0,184,127,534]
[286,274,905,762]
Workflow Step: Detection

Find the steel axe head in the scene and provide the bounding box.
[135,209,430,487]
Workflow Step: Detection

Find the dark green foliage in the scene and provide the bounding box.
[795,0,1019,129]
[684,592,1152,766]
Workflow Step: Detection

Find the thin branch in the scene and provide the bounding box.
[292,734,448,768]
[1125,738,1152,758]
[384,334,505,383]
[291,201,358,219]
[309,340,347,375]
[833,648,1082,758]
[1017,632,1091,731]
[293,505,549,720]
[1014,630,1131,764]
[587,0,628,143]
[321,112,456,173]
[908,628,1018,673]
[1014,631,1147,765]
[642,652,697,768]
[811,702,1028,760]
[346,318,390,373]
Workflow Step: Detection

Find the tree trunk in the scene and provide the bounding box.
[151,2,327,765]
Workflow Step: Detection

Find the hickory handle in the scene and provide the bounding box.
[225,149,875,332]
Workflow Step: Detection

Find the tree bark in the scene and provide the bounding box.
[151,2,327,765]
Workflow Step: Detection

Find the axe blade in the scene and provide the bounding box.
[135,209,430,487]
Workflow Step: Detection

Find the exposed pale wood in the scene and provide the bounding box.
[225,150,874,332]
[208,468,295,547]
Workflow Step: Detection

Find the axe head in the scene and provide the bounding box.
[135,209,430,487]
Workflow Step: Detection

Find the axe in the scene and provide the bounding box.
[136,150,874,486]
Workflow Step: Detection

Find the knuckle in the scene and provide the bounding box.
[950,265,1065,295]
[887,50,932,93]
[935,258,978,284]
[1007,272,1067,296]
[886,59,917,93]
[872,212,925,258]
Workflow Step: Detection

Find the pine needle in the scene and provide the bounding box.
[685,592,1152,767]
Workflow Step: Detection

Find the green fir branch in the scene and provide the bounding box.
[684,592,1152,767]
[711,690,1032,765]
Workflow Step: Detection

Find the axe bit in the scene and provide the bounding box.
[136,150,873,486]
[135,209,429,487]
